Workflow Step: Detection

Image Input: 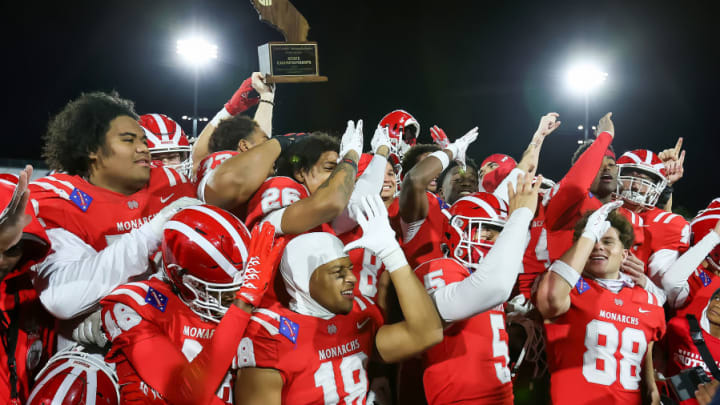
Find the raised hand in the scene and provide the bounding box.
[445,127,479,169]
[224,75,260,116]
[338,119,364,160]
[235,222,287,308]
[507,171,542,217]
[658,138,685,185]
[371,125,392,154]
[596,112,614,137]
[535,112,562,138]
[581,200,624,242]
[0,165,33,251]
[430,125,450,149]
[251,72,275,98]
[621,252,647,287]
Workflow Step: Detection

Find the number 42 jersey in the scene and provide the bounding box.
[543,277,666,405]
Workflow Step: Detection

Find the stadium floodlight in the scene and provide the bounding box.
[566,63,608,94]
[176,37,218,67]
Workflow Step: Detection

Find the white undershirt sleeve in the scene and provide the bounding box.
[662,231,720,308]
[31,224,161,320]
[431,207,533,322]
[492,168,525,202]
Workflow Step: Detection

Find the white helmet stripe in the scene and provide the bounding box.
[455,195,500,219]
[691,214,720,227]
[27,361,74,404]
[86,367,97,405]
[142,127,163,147]
[625,151,644,164]
[183,205,249,262]
[164,221,240,279]
[53,366,84,405]
[150,113,170,142]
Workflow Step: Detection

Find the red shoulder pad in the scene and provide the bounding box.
[196,151,239,183]
[414,258,470,292]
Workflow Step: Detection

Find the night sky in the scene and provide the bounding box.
[5,0,718,214]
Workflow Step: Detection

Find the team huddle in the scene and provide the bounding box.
[1,71,719,405]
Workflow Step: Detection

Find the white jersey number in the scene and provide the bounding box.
[490,313,512,384]
[582,320,647,389]
[359,251,381,298]
[313,353,369,404]
[260,187,301,214]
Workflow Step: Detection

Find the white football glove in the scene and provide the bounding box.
[149,197,203,237]
[72,310,108,348]
[344,195,407,272]
[581,200,624,242]
[445,126,479,169]
[338,119,364,160]
[370,125,392,154]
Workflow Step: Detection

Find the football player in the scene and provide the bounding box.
[139,113,192,175]
[0,165,33,252]
[235,195,443,404]
[398,126,478,268]
[98,207,285,405]
[413,172,539,405]
[0,173,55,405]
[535,201,666,405]
[400,144,442,193]
[378,109,420,182]
[661,198,720,314]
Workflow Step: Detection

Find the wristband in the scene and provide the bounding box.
[210,107,233,127]
[549,260,581,288]
[380,247,408,273]
[259,99,274,106]
[429,150,450,171]
[340,158,358,171]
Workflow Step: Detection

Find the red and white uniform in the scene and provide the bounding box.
[101,279,250,405]
[663,315,720,381]
[244,176,309,232]
[544,277,665,405]
[195,151,239,199]
[0,271,55,404]
[241,297,383,404]
[28,169,196,338]
[415,258,513,405]
[674,268,720,320]
[401,192,450,270]
[635,207,691,284]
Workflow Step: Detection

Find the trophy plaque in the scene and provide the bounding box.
[250,0,328,83]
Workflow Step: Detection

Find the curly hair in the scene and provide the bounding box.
[401,144,441,175]
[573,209,635,248]
[275,132,339,179]
[208,115,260,153]
[42,91,138,176]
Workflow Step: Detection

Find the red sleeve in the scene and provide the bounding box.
[414,258,470,292]
[244,177,308,230]
[241,316,287,383]
[102,293,250,405]
[545,131,613,231]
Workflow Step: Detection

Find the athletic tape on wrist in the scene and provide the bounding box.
[381,247,408,273]
[429,151,450,171]
[549,260,581,287]
[210,107,233,127]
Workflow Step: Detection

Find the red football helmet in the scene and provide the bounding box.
[478,154,517,194]
[27,348,119,405]
[379,109,420,160]
[615,149,668,208]
[690,200,720,270]
[139,113,192,174]
[444,192,509,269]
[162,204,252,322]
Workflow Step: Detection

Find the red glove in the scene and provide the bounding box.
[235,222,287,307]
[430,125,450,149]
[224,76,259,116]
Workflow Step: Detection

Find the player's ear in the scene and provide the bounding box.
[622,249,629,261]
[293,169,306,184]
[237,139,251,153]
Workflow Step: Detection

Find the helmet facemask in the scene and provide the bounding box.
[169,264,243,323]
[450,214,505,270]
[615,164,667,208]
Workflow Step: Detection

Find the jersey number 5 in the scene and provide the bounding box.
[582,320,647,390]
[314,353,369,404]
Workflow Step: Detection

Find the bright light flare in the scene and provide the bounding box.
[176,37,217,67]
[566,63,608,93]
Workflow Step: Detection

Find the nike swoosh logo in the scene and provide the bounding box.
[638,308,651,313]
[357,318,370,329]
[160,193,175,204]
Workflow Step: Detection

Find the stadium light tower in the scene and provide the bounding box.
[176,37,218,137]
[566,63,608,142]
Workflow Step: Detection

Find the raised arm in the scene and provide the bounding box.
[535,201,623,319]
[399,126,478,223]
[344,195,443,363]
[0,165,33,251]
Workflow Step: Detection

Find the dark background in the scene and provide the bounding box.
[4,0,718,214]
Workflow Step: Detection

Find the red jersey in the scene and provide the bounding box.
[29,168,196,251]
[635,207,691,279]
[402,192,450,270]
[664,315,720,379]
[244,176,308,231]
[0,271,55,404]
[415,258,513,404]
[101,279,241,405]
[241,297,384,404]
[519,198,551,298]
[675,267,720,319]
[195,151,250,219]
[544,277,666,405]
